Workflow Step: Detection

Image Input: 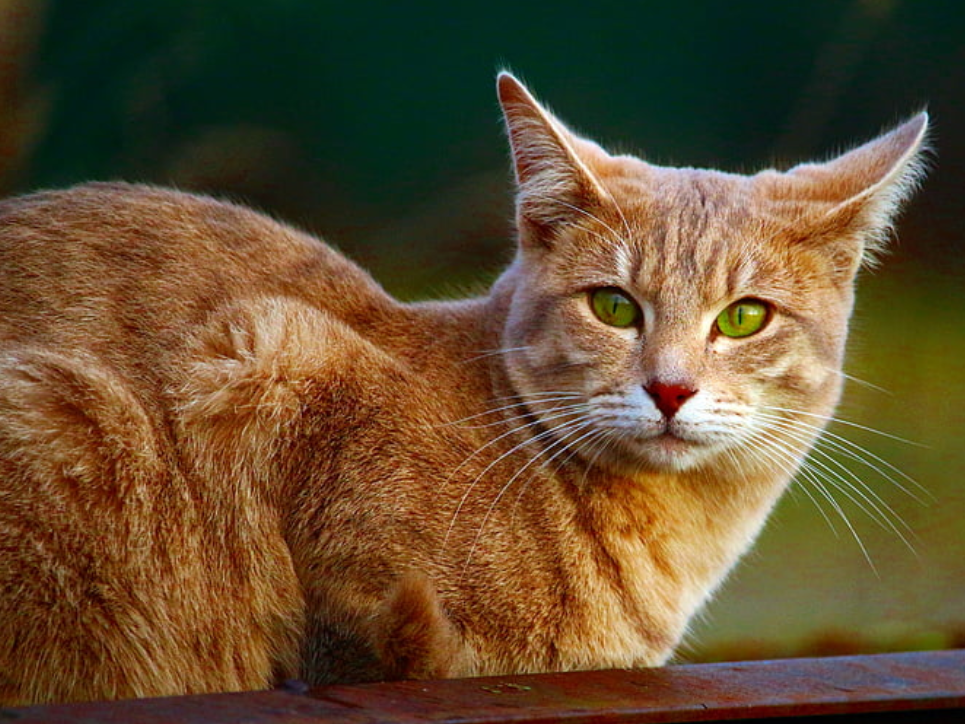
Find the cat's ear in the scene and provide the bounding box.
[782,113,930,273]
[497,72,607,246]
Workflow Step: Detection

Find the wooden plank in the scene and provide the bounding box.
[3,649,963,723]
[316,649,965,722]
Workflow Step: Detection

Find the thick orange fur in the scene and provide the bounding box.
[0,74,927,704]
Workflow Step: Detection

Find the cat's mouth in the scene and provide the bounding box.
[574,427,708,475]
[629,435,705,473]
[580,391,731,472]
[645,430,699,457]
[650,431,691,449]
[629,427,719,472]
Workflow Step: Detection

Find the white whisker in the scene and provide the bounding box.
[543,197,626,247]
[577,428,619,489]
[758,416,919,555]
[733,437,841,535]
[441,398,587,429]
[463,417,598,573]
[443,405,590,549]
[753,426,880,574]
[757,410,930,502]
[760,405,925,448]
[436,400,585,510]
[485,390,584,404]
[458,346,532,365]
[832,368,893,395]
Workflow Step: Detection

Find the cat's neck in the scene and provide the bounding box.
[579,461,787,635]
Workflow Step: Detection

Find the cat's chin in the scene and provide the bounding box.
[594,432,721,475]
[635,434,714,473]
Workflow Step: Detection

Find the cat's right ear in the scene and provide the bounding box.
[780,113,930,273]
[497,72,606,246]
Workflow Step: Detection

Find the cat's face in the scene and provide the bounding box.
[495,73,927,477]
[502,165,852,474]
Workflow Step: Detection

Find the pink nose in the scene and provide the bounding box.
[645,381,696,419]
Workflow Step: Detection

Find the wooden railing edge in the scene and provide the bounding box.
[4,649,964,723]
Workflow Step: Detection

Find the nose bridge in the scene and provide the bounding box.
[642,301,704,385]
[636,183,723,387]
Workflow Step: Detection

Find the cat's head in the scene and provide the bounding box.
[494,72,928,477]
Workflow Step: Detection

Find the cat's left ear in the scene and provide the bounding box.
[782,113,930,273]
[497,72,608,247]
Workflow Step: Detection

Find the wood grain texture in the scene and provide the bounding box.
[5,650,963,723]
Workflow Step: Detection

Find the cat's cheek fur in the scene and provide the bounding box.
[505,287,586,387]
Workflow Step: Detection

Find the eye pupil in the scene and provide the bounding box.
[590,288,640,328]
[716,298,768,338]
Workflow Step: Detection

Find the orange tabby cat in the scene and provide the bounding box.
[0,73,927,704]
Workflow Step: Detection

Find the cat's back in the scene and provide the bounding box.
[0,182,389,348]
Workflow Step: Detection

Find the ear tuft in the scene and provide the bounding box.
[841,113,930,265]
[766,112,931,275]
[496,71,605,241]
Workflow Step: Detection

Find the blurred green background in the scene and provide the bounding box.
[2,0,962,661]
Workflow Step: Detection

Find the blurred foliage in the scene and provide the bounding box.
[0,0,962,661]
[0,0,48,189]
[7,0,964,291]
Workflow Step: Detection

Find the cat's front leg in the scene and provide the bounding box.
[301,570,473,684]
[366,570,472,680]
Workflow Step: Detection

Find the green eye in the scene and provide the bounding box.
[590,288,641,328]
[716,299,769,338]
